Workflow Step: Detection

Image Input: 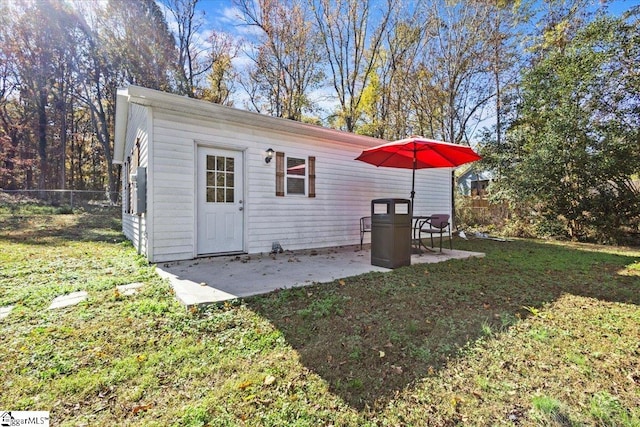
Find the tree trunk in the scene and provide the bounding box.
[37,89,48,194]
[59,99,68,190]
[87,83,117,203]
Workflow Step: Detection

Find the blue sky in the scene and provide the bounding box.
[196,0,243,34]
[191,0,640,68]
[196,0,640,32]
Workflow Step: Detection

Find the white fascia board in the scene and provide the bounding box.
[113,89,131,164]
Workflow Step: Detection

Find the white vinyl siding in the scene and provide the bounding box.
[117,86,452,262]
[151,111,451,260]
[243,137,451,253]
[150,114,197,262]
[121,103,149,256]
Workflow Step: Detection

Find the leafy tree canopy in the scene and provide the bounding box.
[482,13,640,242]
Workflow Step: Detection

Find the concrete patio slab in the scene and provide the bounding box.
[117,282,144,296]
[0,305,14,320]
[157,245,484,307]
[48,291,88,310]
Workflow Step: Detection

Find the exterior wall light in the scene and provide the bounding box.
[265,148,275,164]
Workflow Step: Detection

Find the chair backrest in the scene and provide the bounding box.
[430,214,449,229]
[360,216,372,231]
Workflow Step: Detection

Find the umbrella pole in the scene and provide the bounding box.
[411,156,416,214]
[410,147,417,213]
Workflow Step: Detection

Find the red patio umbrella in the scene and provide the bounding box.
[355,136,482,207]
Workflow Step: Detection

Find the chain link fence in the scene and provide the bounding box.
[1,189,121,212]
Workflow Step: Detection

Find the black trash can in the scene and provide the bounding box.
[371,198,412,268]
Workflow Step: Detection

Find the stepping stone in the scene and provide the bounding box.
[0,305,14,320]
[116,282,144,296]
[48,291,88,310]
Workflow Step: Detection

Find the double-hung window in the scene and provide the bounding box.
[275,152,316,198]
[286,157,306,195]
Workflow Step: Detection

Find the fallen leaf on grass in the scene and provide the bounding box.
[379,351,385,358]
[339,280,346,286]
[522,305,543,317]
[451,396,463,410]
[131,404,153,415]
[391,365,403,374]
[238,380,253,390]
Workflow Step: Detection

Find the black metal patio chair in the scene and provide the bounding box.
[360,216,372,249]
[419,214,452,252]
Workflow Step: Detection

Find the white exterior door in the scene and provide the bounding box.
[197,146,244,255]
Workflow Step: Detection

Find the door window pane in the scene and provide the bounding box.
[216,188,225,203]
[206,188,215,203]
[216,172,225,187]
[205,155,236,203]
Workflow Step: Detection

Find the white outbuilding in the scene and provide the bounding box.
[113,85,453,262]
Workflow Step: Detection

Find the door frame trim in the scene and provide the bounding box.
[194,141,247,258]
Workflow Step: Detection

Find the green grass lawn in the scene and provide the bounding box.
[1,210,639,426]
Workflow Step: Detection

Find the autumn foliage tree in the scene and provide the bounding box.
[0,0,178,195]
[235,0,325,120]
